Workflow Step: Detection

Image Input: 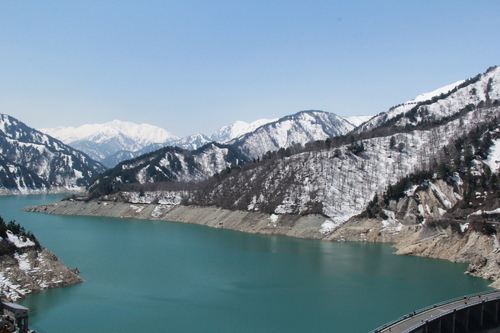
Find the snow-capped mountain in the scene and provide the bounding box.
[211,118,278,143]
[231,110,355,160]
[0,114,106,195]
[357,66,500,132]
[40,120,178,165]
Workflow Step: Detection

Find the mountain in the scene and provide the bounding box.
[0,114,106,195]
[210,118,278,143]
[357,66,500,132]
[40,120,178,166]
[169,133,212,150]
[88,143,248,196]
[101,134,213,168]
[230,110,355,160]
[42,112,350,168]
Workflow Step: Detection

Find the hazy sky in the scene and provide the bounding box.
[1,1,499,137]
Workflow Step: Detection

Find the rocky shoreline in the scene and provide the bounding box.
[0,238,83,301]
[22,199,500,288]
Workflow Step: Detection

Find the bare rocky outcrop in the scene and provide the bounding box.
[0,238,83,301]
[22,200,333,240]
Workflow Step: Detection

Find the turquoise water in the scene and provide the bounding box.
[0,194,491,332]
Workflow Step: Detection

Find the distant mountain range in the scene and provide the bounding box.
[40,120,178,167]
[40,113,362,167]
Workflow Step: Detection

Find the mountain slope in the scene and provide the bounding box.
[0,114,106,194]
[357,66,500,132]
[210,118,277,143]
[88,142,248,195]
[0,216,83,301]
[231,110,355,160]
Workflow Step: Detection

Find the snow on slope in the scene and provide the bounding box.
[346,115,373,127]
[486,137,500,173]
[211,118,278,143]
[232,110,355,160]
[195,106,499,223]
[410,80,465,103]
[0,114,106,194]
[356,67,500,132]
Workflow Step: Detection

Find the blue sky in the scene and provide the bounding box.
[1,1,499,137]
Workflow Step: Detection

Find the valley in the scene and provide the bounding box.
[2,65,500,317]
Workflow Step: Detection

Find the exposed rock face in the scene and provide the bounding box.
[0,236,83,301]
[22,200,332,240]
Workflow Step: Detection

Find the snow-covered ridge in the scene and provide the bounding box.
[231,110,355,160]
[176,106,499,224]
[409,80,466,104]
[211,118,278,143]
[357,66,500,132]
[41,120,178,146]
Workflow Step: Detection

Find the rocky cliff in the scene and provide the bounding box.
[0,221,83,301]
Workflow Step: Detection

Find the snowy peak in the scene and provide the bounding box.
[211,118,278,143]
[40,120,179,165]
[41,120,177,146]
[232,110,355,160]
[409,80,465,104]
[357,66,500,132]
[169,133,212,151]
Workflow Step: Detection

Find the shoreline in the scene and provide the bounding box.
[22,200,332,240]
[22,199,500,288]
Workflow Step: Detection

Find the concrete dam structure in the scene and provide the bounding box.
[371,290,500,333]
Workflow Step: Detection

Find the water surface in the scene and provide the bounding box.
[0,194,490,332]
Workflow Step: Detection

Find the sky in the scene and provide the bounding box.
[1,1,499,138]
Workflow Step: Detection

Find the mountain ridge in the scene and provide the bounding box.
[0,114,106,195]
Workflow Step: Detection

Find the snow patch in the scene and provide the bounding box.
[486,139,500,173]
[319,220,341,235]
[381,209,404,233]
[129,205,144,213]
[6,231,35,248]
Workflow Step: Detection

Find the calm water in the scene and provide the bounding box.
[0,194,491,332]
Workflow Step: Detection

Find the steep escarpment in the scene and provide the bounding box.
[0,217,83,301]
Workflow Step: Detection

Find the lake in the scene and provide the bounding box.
[0,194,491,332]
